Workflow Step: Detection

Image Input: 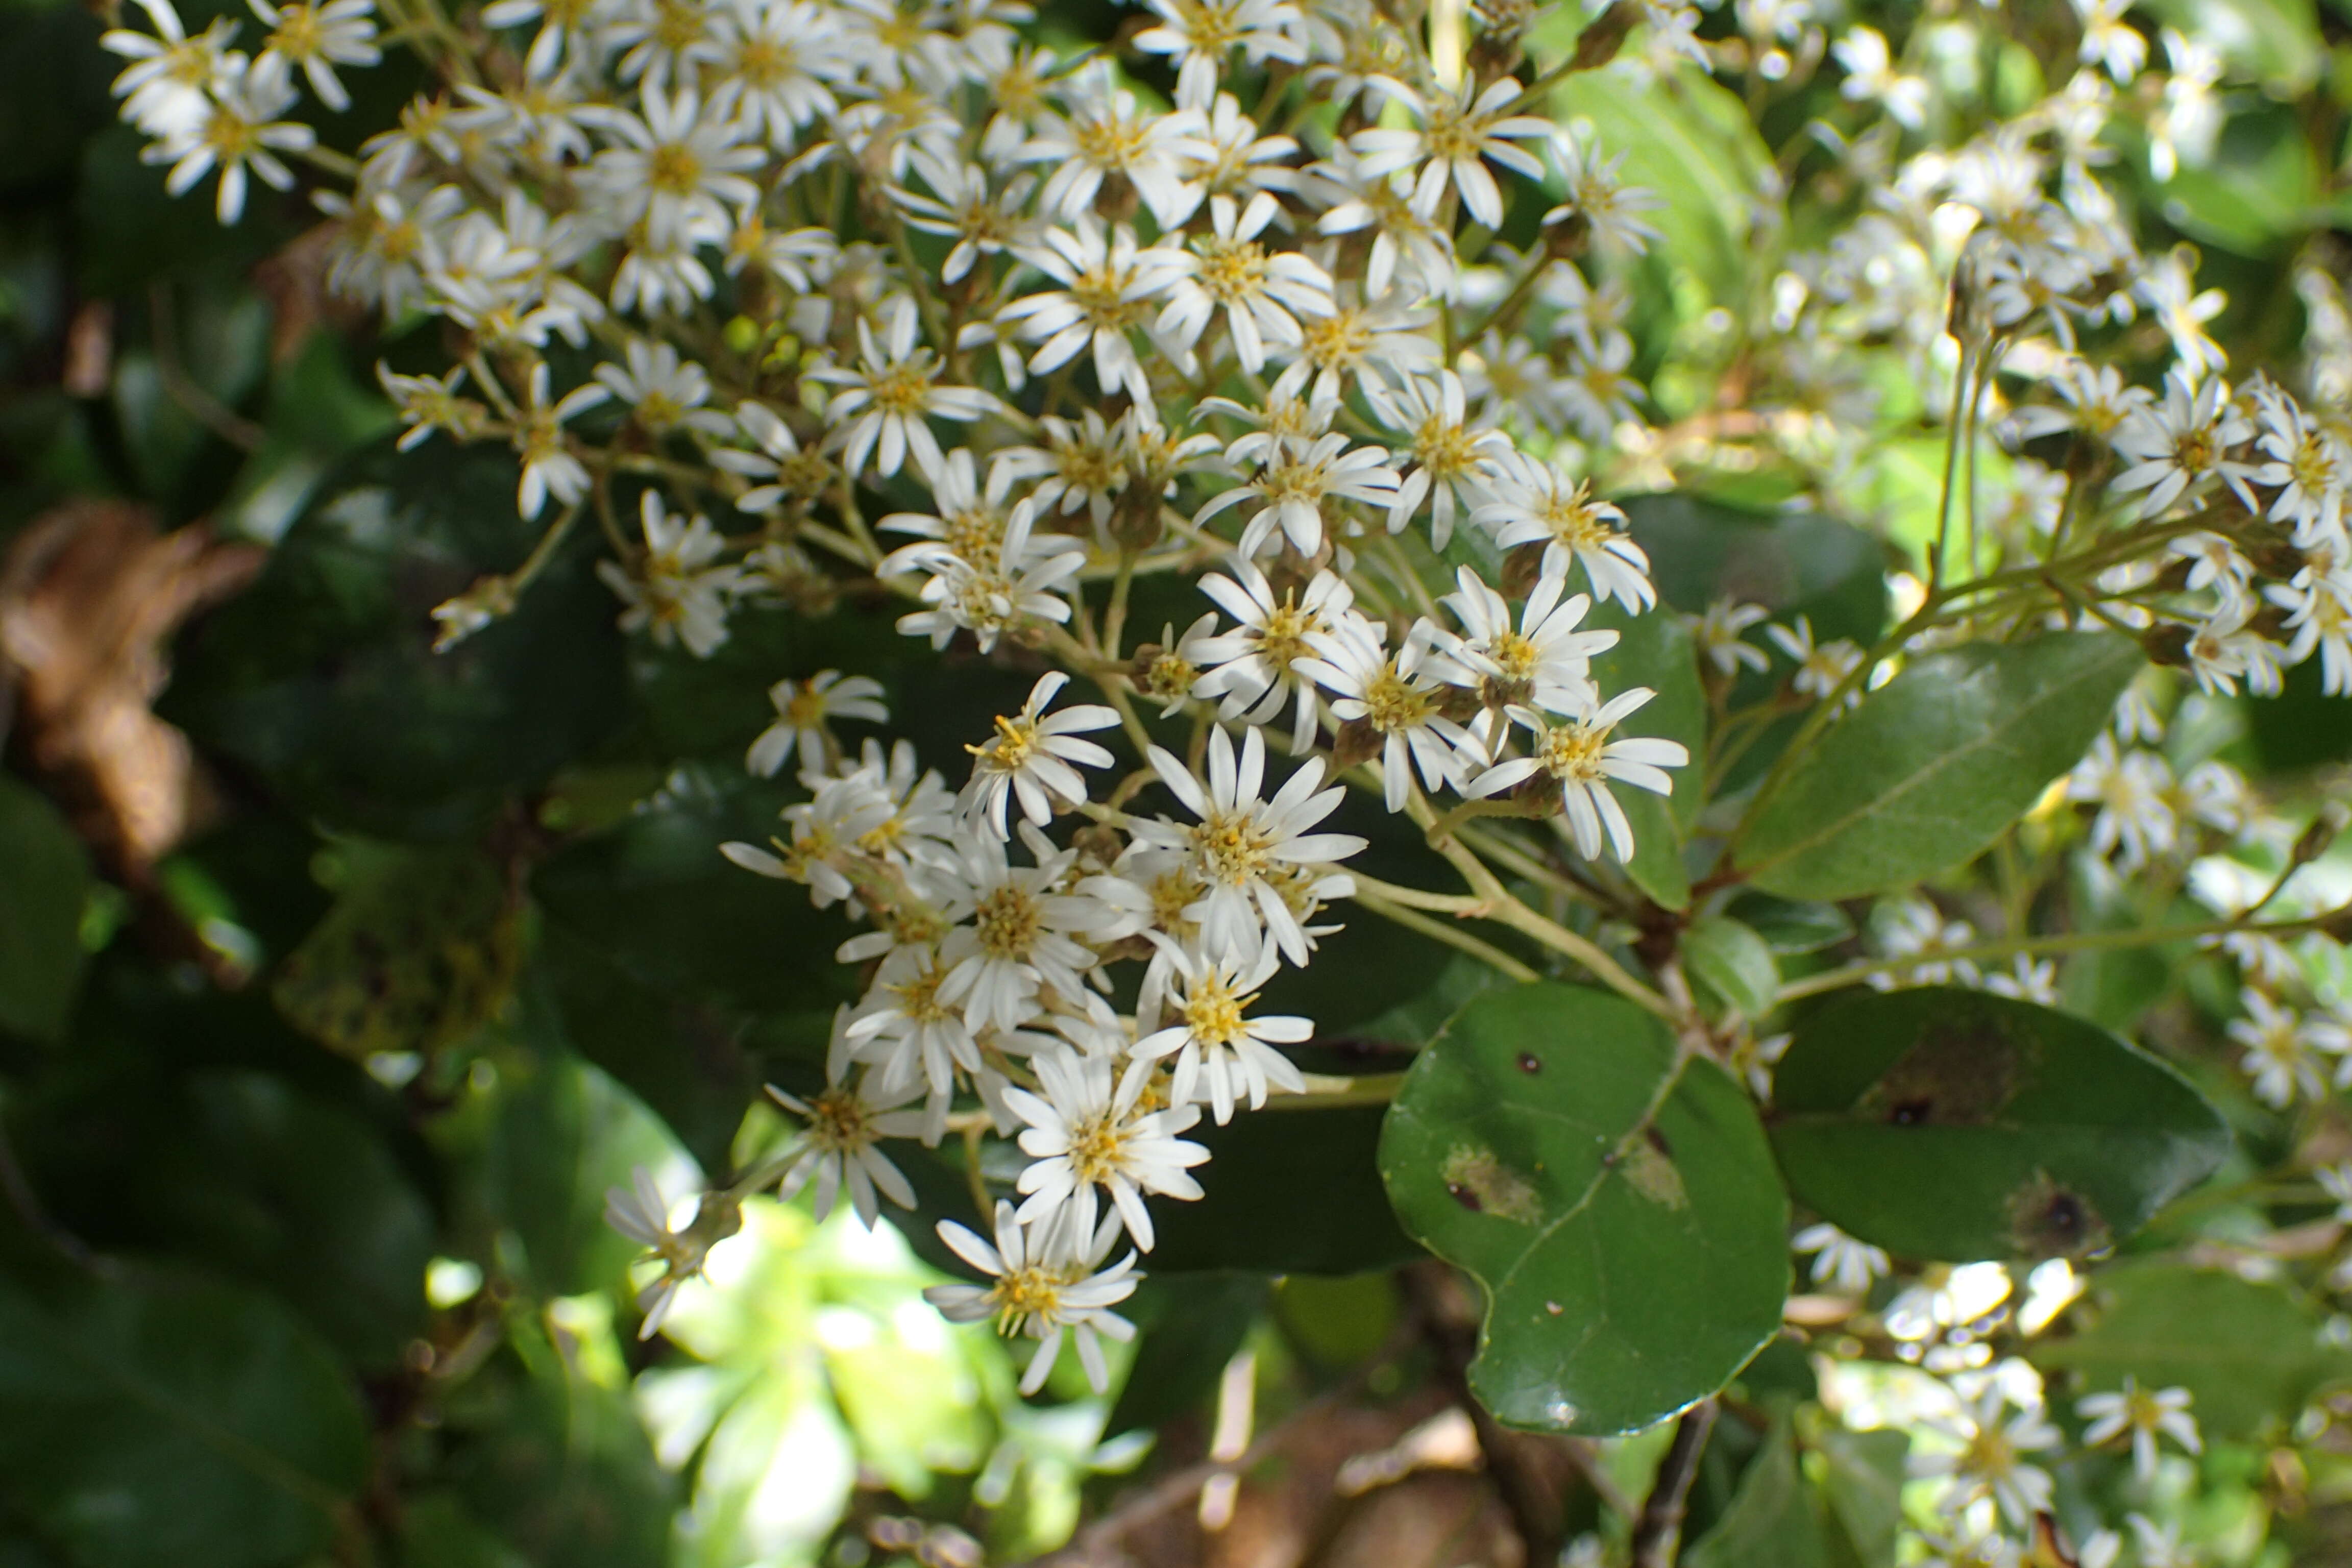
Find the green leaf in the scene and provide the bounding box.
[1684,916,1779,1020]
[164,437,629,840]
[1769,987,2232,1262]
[1682,1416,1827,1568]
[273,840,523,1062]
[0,1266,367,1568]
[1813,1425,1907,1568]
[0,773,91,1043]
[2032,1264,2352,1442]
[1379,983,1788,1434]
[2157,106,2320,258]
[1618,494,1888,653]
[1153,1105,1424,1275]
[1728,893,1854,955]
[2142,0,2323,90]
[1736,632,2141,901]
[1588,598,1707,911]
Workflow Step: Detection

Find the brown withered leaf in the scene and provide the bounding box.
[0,499,263,878]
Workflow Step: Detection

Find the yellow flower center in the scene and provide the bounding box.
[974,885,1042,960]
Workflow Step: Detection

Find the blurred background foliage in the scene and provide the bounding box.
[7,0,2352,1561]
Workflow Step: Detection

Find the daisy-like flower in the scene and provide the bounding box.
[1196,429,1401,560]
[1910,1386,2060,1528]
[480,0,619,81]
[2110,369,2255,519]
[1350,76,1550,229]
[509,361,609,521]
[1026,62,1207,229]
[581,84,764,250]
[2267,567,2352,696]
[892,151,1038,285]
[2249,380,2347,541]
[379,363,486,451]
[248,0,379,112]
[1135,938,1311,1123]
[716,400,832,513]
[960,672,1122,840]
[809,297,994,479]
[1766,616,1867,708]
[1440,565,1619,726]
[892,505,1087,654]
[1370,371,1506,549]
[604,1166,740,1338]
[1831,26,1927,130]
[1794,1222,1891,1294]
[597,491,743,657]
[2068,734,2177,872]
[1188,559,1355,751]
[2078,1378,2201,1483]
[2229,990,2347,1107]
[104,0,242,137]
[767,1069,926,1227]
[1133,0,1306,110]
[844,942,983,1130]
[600,0,723,91]
[1471,691,1687,862]
[706,0,848,145]
[144,55,316,224]
[748,671,890,777]
[1296,614,1483,811]
[1689,598,1772,677]
[1003,1047,1209,1250]
[926,1201,1140,1394]
[937,831,1116,1033]
[1133,723,1367,967]
[1311,150,1458,304]
[999,219,1186,405]
[1472,451,1653,610]
[1541,130,1666,252]
[1156,192,1334,375]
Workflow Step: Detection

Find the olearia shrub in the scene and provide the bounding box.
[48,0,2352,1557]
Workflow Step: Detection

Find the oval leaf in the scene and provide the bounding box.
[1735,632,2141,900]
[1380,982,1788,1434]
[1770,987,2230,1262]
[1684,916,1779,1020]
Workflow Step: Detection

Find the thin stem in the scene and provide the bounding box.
[1354,889,1541,982]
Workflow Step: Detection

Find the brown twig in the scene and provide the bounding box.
[1629,1400,1717,1568]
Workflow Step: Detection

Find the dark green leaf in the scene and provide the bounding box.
[0,1266,367,1568]
[1684,916,1779,1019]
[1736,633,2141,901]
[0,773,90,1043]
[164,437,629,840]
[1682,1416,1827,1568]
[2032,1264,2352,1442]
[1727,893,1854,955]
[1770,987,2232,1261]
[1379,982,1788,1434]
[1106,1273,1269,1437]
[1618,494,1888,652]
[1153,1105,1423,1275]
[1588,598,1706,910]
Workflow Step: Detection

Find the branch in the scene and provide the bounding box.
[1628,1400,1717,1568]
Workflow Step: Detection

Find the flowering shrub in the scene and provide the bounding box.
[15,0,2352,1558]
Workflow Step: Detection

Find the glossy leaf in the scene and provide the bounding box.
[1588,596,1707,910]
[1770,988,2231,1262]
[1685,916,1779,1019]
[0,773,90,1043]
[1618,493,1888,652]
[1736,633,2141,900]
[0,1266,368,1568]
[2032,1264,2352,1442]
[1380,983,1788,1434]
[1814,1425,1907,1568]
[1682,1417,1828,1568]
[1728,893,1855,954]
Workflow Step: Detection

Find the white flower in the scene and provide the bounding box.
[716,400,831,513]
[510,361,609,521]
[581,82,763,249]
[1440,565,1619,726]
[1909,1387,2059,1528]
[891,503,1086,653]
[1133,0,1306,110]
[2267,566,2352,696]
[1794,1221,1890,1294]
[1766,616,1866,708]
[1469,690,1688,863]
[597,491,743,657]
[937,830,1117,1033]
[997,218,1185,404]
[811,297,995,480]
[604,1167,732,1339]
[1370,370,1507,549]
[1350,76,1550,229]
[2068,734,2177,873]
[1832,27,1927,130]
[926,1202,1140,1394]
[960,671,1122,840]
[104,0,241,137]
[1188,558,1355,752]
[1196,430,1401,560]
[1133,722,1366,967]
[845,943,983,1133]
[144,55,316,225]
[1296,615,1483,811]
[707,0,848,144]
[1690,598,1771,677]
[1156,192,1333,374]
[595,336,733,437]
[2110,369,2255,519]
[1136,938,1311,1123]
[1472,451,1653,611]
[2078,1378,2201,1483]
[249,0,379,112]
[2228,990,2346,1108]
[1004,1047,1208,1250]
[748,671,890,777]
[1025,62,1206,229]
[1541,130,1666,253]
[892,150,1038,285]
[767,1070,925,1227]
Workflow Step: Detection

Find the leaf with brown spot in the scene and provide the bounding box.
[1770,987,2229,1262]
